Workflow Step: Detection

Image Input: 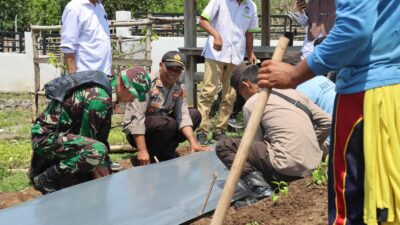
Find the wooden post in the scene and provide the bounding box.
[31,30,40,118]
[146,14,153,72]
[261,0,271,46]
[184,0,197,107]
[210,37,289,225]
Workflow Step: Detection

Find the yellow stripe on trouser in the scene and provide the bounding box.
[364,84,400,225]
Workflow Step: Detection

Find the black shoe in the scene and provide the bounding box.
[29,152,52,184]
[212,129,226,141]
[32,165,64,194]
[197,131,207,146]
[243,171,272,200]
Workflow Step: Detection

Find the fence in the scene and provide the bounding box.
[0,31,25,53]
[29,14,188,118]
[134,13,306,39]
[0,14,305,55]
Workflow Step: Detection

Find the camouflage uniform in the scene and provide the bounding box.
[31,86,112,174]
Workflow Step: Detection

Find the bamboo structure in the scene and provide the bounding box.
[30,15,184,117]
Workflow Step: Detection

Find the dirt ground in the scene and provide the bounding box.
[0,149,328,225]
[185,178,327,225]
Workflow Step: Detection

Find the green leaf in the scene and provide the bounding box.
[271,193,280,202]
[282,186,289,196]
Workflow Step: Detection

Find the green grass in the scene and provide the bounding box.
[0,169,30,192]
[0,140,32,169]
[0,111,32,140]
[108,128,128,145]
[109,153,133,162]
[0,92,31,100]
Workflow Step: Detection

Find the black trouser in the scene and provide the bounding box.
[231,94,245,119]
[216,137,300,183]
[127,108,201,163]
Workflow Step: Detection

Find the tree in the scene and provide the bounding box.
[0,0,31,31]
[29,0,69,26]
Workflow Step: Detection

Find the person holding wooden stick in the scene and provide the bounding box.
[216,65,330,206]
[258,1,400,224]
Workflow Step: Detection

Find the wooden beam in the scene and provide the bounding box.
[31,25,62,31]
[31,31,40,118]
[261,0,271,46]
[112,58,152,67]
[183,0,197,107]
[146,14,153,72]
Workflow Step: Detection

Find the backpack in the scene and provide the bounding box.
[44,70,112,102]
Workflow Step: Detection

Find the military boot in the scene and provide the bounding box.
[243,171,273,199]
[32,165,65,194]
[28,152,52,184]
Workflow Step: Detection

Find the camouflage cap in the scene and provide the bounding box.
[120,66,151,102]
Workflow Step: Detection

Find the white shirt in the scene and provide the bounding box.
[201,0,259,65]
[60,0,112,75]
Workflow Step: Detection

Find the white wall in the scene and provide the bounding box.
[0,32,59,92]
[0,32,302,92]
[151,37,208,73]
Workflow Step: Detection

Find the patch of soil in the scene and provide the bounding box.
[176,145,192,157]
[0,188,42,209]
[186,178,327,225]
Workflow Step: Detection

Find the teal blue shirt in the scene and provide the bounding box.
[306,0,400,94]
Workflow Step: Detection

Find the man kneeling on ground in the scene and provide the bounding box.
[216,65,331,205]
[124,51,209,166]
[30,69,150,194]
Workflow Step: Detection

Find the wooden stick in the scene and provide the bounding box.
[109,145,134,152]
[154,156,160,163]
[199,172,218,216]
[210,36,290,225]
[8,168,29,173]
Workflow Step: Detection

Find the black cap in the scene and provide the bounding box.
[161,51,186,70]
[230,62,252,91]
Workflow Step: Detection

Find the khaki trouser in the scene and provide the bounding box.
[197,59,236,133]
[216,137,301,182]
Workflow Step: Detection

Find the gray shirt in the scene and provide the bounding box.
[244,89,331,177]
[123,73,193,135]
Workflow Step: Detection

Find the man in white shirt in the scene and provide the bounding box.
[60,0,112,76]
[197,0,259,145]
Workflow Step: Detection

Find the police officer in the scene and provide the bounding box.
[124,51,209,166]
[30,70,150,194]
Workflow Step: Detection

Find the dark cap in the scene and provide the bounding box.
[230,62,252,91]
[162,51,186,70]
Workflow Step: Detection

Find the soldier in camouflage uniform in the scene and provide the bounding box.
[123,51,210,166]
[31,70,150,194]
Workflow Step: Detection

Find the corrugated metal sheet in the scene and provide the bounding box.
[0,151,247,225]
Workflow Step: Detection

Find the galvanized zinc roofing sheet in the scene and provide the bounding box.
[0,151,247,225]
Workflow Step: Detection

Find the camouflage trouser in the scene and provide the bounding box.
[32,132,107,174]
